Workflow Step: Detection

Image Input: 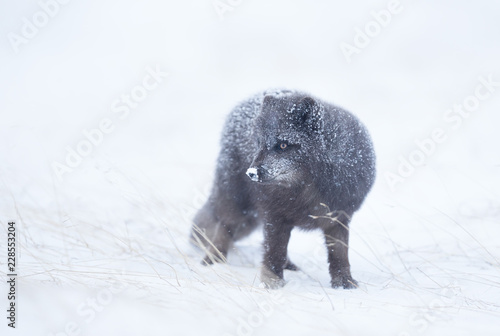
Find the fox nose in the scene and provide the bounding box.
[246,167,261,182]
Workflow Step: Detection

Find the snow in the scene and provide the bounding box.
[246,167,259,182]
[1,1,500,335]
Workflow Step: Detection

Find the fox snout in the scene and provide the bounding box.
[246,148,268,183]
[246,166,266,182]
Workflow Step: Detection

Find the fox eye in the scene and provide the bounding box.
[275,140,296,152]
[275,141,289,151]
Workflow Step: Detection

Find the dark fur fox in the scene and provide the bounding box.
[191,89,376,289]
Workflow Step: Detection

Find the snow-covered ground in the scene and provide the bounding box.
[1,1,500,335]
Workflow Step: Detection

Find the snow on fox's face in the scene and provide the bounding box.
[245,94,323,185]
[246,138,303,184]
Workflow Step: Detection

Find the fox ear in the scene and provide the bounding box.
[298,97,317,122]
[297,97,321,131]
[263,95,275,106]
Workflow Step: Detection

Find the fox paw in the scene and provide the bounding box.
[201,253,226,266]
[331,274,358,289]
[284,259,299,271]
[260,267,285,289]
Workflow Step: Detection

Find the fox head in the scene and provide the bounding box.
[246,93,326,185]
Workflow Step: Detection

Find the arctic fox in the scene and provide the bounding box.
[191,89,376,289]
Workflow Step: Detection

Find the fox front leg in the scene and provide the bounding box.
[260,223,293,289]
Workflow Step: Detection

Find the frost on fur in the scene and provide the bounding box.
[192,89,376,289]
